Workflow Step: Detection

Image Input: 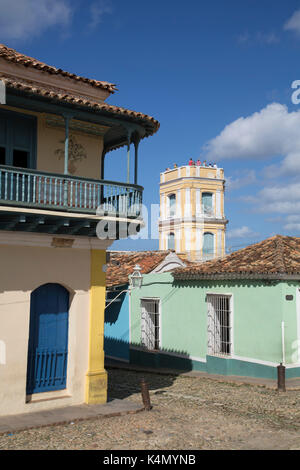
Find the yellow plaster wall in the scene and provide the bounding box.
[1,105,104,180]
[85,249,107,404]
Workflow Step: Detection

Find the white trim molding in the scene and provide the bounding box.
[217,230,222,257]
[0,231,114,250]
[151,252,186,273]
[185,188,191,218]
[185,227,191,252]
[177,189,181,218]
[216,190,221,218]
[196,189,201,216]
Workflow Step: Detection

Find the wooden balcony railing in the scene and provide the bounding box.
[0,165,143,218]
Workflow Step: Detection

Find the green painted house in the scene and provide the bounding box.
[130,235,300,380]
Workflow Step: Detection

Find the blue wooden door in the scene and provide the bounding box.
[26,283,69,394]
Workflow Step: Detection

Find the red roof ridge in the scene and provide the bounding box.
[272,235,287,273]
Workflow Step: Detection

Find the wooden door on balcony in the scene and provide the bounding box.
[26,283,69,395]
[0,109,37,202]
[0,109,37,168]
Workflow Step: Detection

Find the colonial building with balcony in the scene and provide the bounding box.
[159,164,227,261]
[0,44,159,416]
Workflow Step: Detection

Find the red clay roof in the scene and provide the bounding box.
[0,44,160,136]
[173,235,300,280]
[106,251,173,288]
[0,44,116,93]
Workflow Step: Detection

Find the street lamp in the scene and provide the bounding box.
[105,264,143,310]
[128,264,143,289]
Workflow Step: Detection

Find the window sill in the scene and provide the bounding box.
[207,353,232,359]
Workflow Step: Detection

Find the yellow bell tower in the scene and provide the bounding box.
[158,163,227,261]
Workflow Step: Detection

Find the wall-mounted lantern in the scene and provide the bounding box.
[128,264,143,289]
[105,264,143,310]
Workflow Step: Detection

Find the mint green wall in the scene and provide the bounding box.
[131,274,300,366]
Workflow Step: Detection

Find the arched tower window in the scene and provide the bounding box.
[168,194,176,217]
[203,232,214,258]
[202,192,213,216]
[168,232,175,250]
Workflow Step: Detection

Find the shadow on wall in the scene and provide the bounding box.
[105,288,127,325]
[105,336,130,362]
[104,337,193,401]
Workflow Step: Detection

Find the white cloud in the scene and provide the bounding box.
[285,215,300,224]
[238,31,279,45]
[265,214,300,233]
[246,182,300,214]
[203,103,300,176]
[284,222,300,232]
[284,9,300,36]
[226,169,256,191]
[0,0,72,40]
[227,226,259,240]
[89,1,112,30]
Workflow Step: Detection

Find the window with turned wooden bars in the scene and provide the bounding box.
[207,294,232,356]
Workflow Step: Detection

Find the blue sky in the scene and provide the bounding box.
[2,0,300,251]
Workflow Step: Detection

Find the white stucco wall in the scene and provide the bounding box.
[0,242,92,416]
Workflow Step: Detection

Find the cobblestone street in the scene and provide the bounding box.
[2,367,300,450]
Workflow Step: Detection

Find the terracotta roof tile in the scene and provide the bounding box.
[106,251,171,288]
[173,235,300,280]
[0,45,160,136]
[0,44,116,93]
[0,75,159,136]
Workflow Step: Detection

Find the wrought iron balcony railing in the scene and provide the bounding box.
[0,165,143,218]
